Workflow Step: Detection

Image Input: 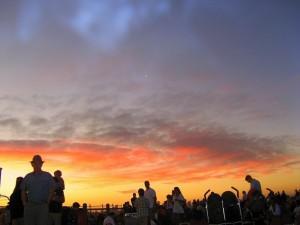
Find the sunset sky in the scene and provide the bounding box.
[0,1,300,206]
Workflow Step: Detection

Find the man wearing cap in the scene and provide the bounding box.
[21,155,55,225]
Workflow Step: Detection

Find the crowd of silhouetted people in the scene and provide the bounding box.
[0,155,300,225]
[118,179,300,225]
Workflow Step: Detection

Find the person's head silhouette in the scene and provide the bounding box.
[30,155,44,172]
[245,175,253,183]
[144,180,150,189]
[138,188,144,197]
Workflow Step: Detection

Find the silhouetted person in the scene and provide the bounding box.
[21,155,55,225]
[68,202,80,225]
[49,170,65,225]
[131,193,137,211]
[144,180,156,223]
[172,187,186,225]
[78,203,88,225]
[103,211,116,225]
[161,195,173,225]
[268,198,281,225]
[245,175,262,199]
[10,177,24,225]
[294,199,300,225]
[54,170,65,190]
[281,190,287,202]
[106,203,110,213]
[165,194,173,215]
[241,190,247,207]
[123,201,132,213]
[134,188,150,225]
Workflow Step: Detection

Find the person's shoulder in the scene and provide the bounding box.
[252,179,258,185]
[42,171,54,179]
[24,172,34,179]
[42,171,52,176]
[150,187,156,194]
[21,172,34,186]
[147,187,154,192]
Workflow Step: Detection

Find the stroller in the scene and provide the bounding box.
[204,190,225,224]
[204,187,251,225]
[222,188,243,224]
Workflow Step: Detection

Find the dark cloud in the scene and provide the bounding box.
[0,139,50,148]
[281,160,300,168]
[51,124,76,139]
[0,118,24,134]
[0,139,129,153]
[29,116,48,126]
[0,92,298,149]
[0,118,22,127]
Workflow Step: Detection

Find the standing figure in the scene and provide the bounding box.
[245,175,262,199]
[131,193,137,212]
[144,180,157,223]
[21,155,55,225]
[164,194,173,223]
[134,188,150,225]
[54,170,65,190]
[10,177,24,225]
[49,170,65,225]
[172,187,186,225]
[294,199,300,225]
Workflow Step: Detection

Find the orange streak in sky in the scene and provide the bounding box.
[0,141,299,205]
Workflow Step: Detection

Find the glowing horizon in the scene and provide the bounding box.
[0,140,299,206]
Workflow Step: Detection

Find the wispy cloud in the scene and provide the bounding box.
[0,125,298,184]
